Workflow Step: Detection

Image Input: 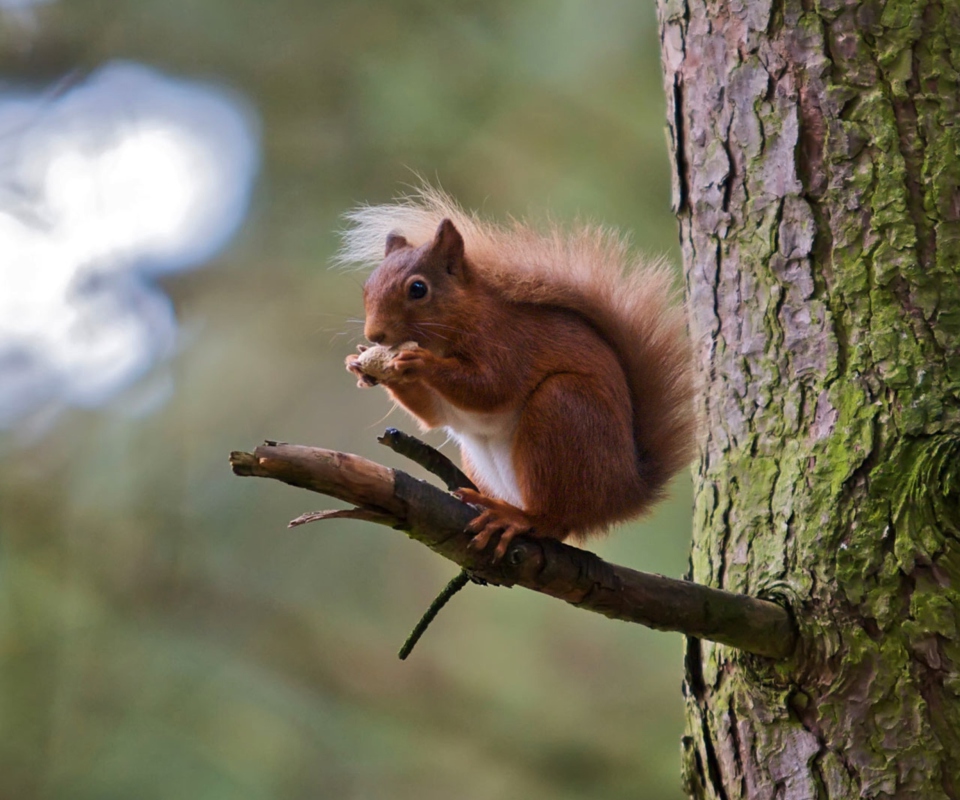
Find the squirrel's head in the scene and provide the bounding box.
[362,218,474,353]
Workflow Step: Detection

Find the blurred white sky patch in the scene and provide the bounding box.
[0,61,259,431]
[0,0,56,35]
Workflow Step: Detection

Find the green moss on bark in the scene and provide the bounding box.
[660,0,960,795]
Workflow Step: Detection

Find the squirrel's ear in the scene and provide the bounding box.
[431,218,465,276]
[384,231,408,256]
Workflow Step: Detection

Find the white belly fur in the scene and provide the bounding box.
[435,400,522,507]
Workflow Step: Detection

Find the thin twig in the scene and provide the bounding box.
[378,428,482,656]
[289,508,397,527]
[378,427,476,491]
[398,570,472,660]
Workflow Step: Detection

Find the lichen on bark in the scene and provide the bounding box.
[658,0,960,797]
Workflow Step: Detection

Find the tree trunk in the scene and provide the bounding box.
[658,1,960,797]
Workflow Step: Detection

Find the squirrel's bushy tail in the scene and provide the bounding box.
[340,186,696,505]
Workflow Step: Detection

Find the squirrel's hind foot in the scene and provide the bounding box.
[455,489,535,561]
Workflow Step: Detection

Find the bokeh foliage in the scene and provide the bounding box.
[1,2,691,797]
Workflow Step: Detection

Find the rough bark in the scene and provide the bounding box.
[658,0,960,797]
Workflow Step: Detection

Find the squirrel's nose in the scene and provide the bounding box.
[366,329,386,345]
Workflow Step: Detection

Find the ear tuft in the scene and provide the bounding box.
[385,231,408,257]
[432,218,465,275]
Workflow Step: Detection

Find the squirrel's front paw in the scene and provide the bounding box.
[386,347,431,380]
[345,347,378,388]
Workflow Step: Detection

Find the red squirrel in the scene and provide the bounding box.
[343,188,695,559]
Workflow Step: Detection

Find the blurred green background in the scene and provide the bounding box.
[0,2,692,798]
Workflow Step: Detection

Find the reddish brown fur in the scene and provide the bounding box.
[342,189,695,550]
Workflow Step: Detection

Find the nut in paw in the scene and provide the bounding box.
[347,341,419,386]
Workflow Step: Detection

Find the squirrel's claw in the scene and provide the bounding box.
[453,487,484,505]
[345,354,378,387]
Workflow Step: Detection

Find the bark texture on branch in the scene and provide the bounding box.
[659,0,960,797]
[230,442,796,659]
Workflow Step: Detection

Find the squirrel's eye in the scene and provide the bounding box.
[408,280,428,300]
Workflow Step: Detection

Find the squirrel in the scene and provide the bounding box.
[342,187,695,560]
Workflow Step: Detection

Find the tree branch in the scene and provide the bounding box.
[230,440,797,660]
[378,427,476,491]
